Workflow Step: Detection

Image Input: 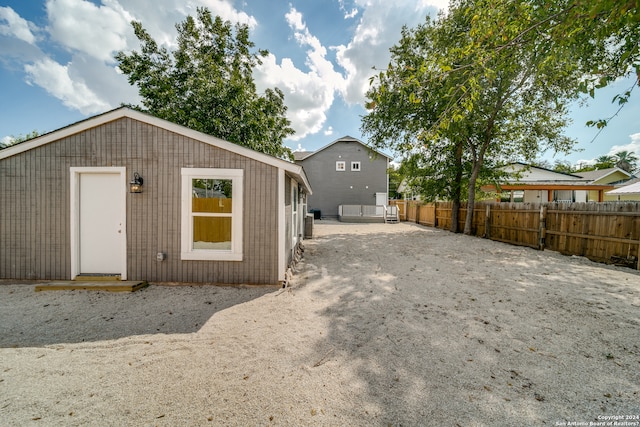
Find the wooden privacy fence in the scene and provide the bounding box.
[389,200,640,270]
[192,198,232,243]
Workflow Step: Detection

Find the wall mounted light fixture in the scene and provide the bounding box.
[130,172,143,193]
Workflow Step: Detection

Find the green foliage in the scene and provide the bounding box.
[612,150,639,172]
[397,151,467,202]
[0,130,41,149]
[469,0,640,128]
[362,0,579,234]
[551,160,575,174]
[387,165,403,199]
[594,155,616,170]
[115,8,294,159]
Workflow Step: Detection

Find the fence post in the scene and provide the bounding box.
[539,205,547,250]
[416,204,420,224]
[484,204,491,239]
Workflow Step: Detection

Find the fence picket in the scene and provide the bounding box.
[396,200,640,270]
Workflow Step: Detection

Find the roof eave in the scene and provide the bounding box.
[297,135,392,161]
[0,107,311,191]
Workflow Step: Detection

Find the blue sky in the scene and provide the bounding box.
[1,0,639,166]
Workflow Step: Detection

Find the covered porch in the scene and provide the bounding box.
[485,183,614,203]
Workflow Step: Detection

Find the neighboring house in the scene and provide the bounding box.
[607,180,640,200]
[293,136,390,219]
[396,178,422,201]
[0,107,311,285]
[579,168,640,201]
[483,162,630,202]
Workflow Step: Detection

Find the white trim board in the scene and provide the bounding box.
[1,107,311,195]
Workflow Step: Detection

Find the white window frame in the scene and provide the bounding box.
[336,161,346,171]
[351,161,361,171]
[181,168,243,261]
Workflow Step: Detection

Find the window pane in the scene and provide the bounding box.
[193,216,232,250]
[192,179,233,213]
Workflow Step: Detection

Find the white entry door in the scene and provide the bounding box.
[375,192,387,216]
[71,168,126,278]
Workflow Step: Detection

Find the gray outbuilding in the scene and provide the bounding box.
[0,107,311,285]
[294,136,390,219]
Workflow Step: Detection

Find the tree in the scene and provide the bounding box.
[593,155,616,169]
[362,0,576,234]
[0,130,41,149]
[115,8,294,159]
[387,164,403,199]
[461,0,639,129]
[552,160,575,174]
[396,149,467,204]
[361,7,482,231]
[613,150,639,172]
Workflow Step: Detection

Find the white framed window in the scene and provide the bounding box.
[181,168,243,261]
[351,161,361,171]
[336,161,346,171]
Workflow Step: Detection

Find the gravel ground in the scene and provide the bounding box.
[1,221,639,426]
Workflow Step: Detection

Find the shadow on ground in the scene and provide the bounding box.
[0,284,275,348]
[301,223,640,425]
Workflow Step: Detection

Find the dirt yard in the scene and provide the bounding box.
[1,221,639,426]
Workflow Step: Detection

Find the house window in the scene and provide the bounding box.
[351,161,361,171]
[181,168,243,261]
[553,190,574,202]
[336,161,346,171]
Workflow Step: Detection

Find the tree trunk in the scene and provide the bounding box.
[451,199,461,233]
[464,161,482,235]
[450,142,463,233]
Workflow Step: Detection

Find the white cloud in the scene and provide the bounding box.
[336,0,442,105]
[24,57,111,114]
[0,6,37,44]
[254,7,346,141]
[46,0,134,62]
[196,0,257,27]
[255,53,336,140]
[1,135,13,146]
[6,0,446,143]
[576,133,640,167]
[256,2,443,141]
[102,0,257,50]
[609,132,640,158]
[324,126,334,136]
[337,0,359,19]
[285,8,305,31]
[70,52,141,106]
[344,8,358,19]
[418,0,449,12]
[14,0,253,117]
[45,0,258,63]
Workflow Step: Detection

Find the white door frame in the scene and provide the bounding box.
[70,167,127,280]
[277,169,286,283]
[291,177,299,253]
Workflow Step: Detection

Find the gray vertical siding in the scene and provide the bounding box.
[298,140,388,218]
[0,117,280,284]
[0,139,70,279]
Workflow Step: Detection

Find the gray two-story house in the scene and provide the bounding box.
[294,136,390,220]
